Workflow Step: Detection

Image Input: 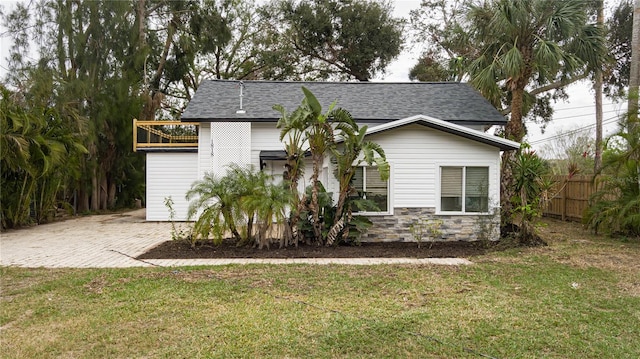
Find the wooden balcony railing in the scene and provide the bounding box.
[133,119,199,152]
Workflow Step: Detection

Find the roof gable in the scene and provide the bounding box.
[361,115,520,151]
[181,80,506,126]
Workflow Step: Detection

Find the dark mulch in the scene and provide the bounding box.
[137,239,509,259]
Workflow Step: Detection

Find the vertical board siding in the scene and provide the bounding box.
[198,122,211,178]
[146,152,199,221]
[211,122,251,176]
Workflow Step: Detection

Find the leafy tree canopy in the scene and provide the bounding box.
[280,0,404,81]
[410,0,607,130]
[604,0,633,98]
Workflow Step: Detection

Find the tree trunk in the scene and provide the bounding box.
[222,208,242,242]
[328,176,350,245]
[630,0,640,193]
[594,70,603,172]
[629,0,640,120]
[140,14,175,120]
[287,206,299,247]
[594,0,604,173]
[500,151,516,227]
[78,186,89,213]
[100,176,108,210]
[500,85,526,226]
[137,0,146,50]
[310,153,323,243]
[247,214,254,243]
[108,181,116,208]
[505,87,526,142]
[91,168,99,211]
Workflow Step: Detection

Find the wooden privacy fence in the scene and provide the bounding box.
[543,175,600,222]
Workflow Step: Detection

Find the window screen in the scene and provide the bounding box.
[465,167,489,212]
[441,167,462,211]
[352,166,388,212]
[441,166,489,213]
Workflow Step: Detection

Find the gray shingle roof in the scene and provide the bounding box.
[181,80,506,126]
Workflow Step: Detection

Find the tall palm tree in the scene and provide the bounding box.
[466,0,607,223]
[328,109,389,245]
[276,87,338,244]
[275,102,308,246]
[300,88,338,243]
[586,119,640,236]
[1,88,85,229]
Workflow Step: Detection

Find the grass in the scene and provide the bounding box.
[1,219,639,358]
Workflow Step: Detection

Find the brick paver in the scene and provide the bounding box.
[0,210,472,268]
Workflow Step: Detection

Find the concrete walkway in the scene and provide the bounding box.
[0,209,472,268]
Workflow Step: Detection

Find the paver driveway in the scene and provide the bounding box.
[0,210,171,268]
[0,209,471,268]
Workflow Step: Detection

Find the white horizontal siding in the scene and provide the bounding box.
[366,124,500,209]
[146,152,199,221]
[251,123,285,168]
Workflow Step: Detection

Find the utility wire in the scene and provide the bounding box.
[529,116,619,145]
[548,109,619,121]
[553,102,619,112]
[528,115,621,145]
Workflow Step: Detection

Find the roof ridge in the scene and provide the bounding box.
[204,79,462,85]
[183,80,505,125]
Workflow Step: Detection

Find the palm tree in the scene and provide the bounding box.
[187,164,292,247]
[276,87,389,245]
[243,181,291,249]
[186,172,243,244]
[1,88,85,229]
[327,109,389,245]
[226,165,260,244]
[300,88,338,243]
[465,0,607,224]
[276,87,339,244]
[585,119,640,236]
[275,103,308,246]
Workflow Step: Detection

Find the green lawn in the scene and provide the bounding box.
[1,219,639,358]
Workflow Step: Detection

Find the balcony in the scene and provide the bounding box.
[133,119,199,152]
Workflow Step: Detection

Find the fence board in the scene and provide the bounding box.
[544,175,599,222]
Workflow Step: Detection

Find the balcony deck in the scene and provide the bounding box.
[133,119,199,152]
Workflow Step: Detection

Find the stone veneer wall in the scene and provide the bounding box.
[362,207,500,242]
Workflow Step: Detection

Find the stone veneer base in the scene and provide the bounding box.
[363,207,500,242]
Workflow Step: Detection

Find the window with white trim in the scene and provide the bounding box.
[440,166,489,213]
[352,166,388,213]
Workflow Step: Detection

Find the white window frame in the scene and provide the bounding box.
[352,164,393,216]
[437,164,492,215]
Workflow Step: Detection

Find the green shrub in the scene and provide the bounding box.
[585,120,640,238]
[511,145,555,243]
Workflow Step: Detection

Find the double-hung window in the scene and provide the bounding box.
[440,166,489,213]
[352,166,388,213]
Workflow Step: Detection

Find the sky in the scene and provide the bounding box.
[380,0,627,154]
[0,0,628,153]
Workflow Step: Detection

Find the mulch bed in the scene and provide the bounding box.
[137,239,507,259]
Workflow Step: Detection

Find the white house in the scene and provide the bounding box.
[134,80,519,241]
